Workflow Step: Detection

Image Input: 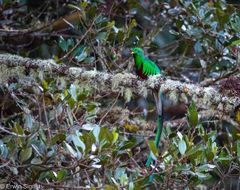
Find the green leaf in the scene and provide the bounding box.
[87,102,97,112]
[57,169,68,181]
[93,125,100,143]
[81,134,95,153]
[120,173,128,186]
[69,84,77,101]
[119,138,137,150]
[9,167,18,175]
[198,164,216,172]
[51,133,66,145]
[186,144,203,164]
[112,128,119,143]
[74,47,88,62]
[115,167,125,179]
[117,31,124,42]
[42,80,48,91]
[194,41,202,54]
[148,140,158,160]
[217,149,232,165]
[178,139,187,155]
[177,131,183,140]
[128,182,134,190]
[59,37,74,52]
[211,142,217,155]
[31,144,43,157]
[64,142,77,158]
[99,127,113,145]
[0,140,8,158]
[20,147,32,162]
[39,128,47,143]
[206,150,214,161]
[66,106,74,126]
[230,39,240,45]
[237,140,240,158]
[126,19,137,38]
[31,157,43,165]
[77,91,89,101]
[224,36,240,47]
[105,185,117,190]
[230,15,240,32]
[69,134,85,152]
[195,172,208,179]
[24,114,33,130]
[67,97,76,108]
[187,101,198,127]
[12,123,24,135]
[174,164,191,172]
[96,32,108,42]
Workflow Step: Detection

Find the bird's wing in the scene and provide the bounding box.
[142,58,161,76]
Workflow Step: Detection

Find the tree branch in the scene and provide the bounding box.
[0,53,239,115]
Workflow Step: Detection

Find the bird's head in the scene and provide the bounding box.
[131,47,144,56]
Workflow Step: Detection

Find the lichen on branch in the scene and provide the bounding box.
[0,53,239,115]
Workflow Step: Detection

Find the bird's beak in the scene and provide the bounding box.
[131,51,134,54]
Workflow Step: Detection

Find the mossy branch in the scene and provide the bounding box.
[0,53,239,114]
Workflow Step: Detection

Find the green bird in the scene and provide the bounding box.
[131,47,163,182]
[131,48,160,79]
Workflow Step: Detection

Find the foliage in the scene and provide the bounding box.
[0,0,240,189]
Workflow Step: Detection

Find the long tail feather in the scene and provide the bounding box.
[145,89,163,184]
[145,114,163,167]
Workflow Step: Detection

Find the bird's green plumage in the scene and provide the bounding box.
[131,48,160,78]
[131,47,163,185]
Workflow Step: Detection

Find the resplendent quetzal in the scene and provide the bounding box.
[131,47,163,173]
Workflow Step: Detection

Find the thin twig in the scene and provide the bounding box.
[0,124,27,137]
[59,18,96,61]
[98,91,120,125]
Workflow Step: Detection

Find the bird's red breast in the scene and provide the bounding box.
[137,63,148,79]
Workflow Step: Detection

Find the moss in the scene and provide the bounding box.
[180,93,188,104]
[169,90,179,104]
[0,65,25,83]
[148,74,161,89]
[112,73,124,91]
[69,67,83,78]
[124,88,132,102]
[138,83,148,98]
